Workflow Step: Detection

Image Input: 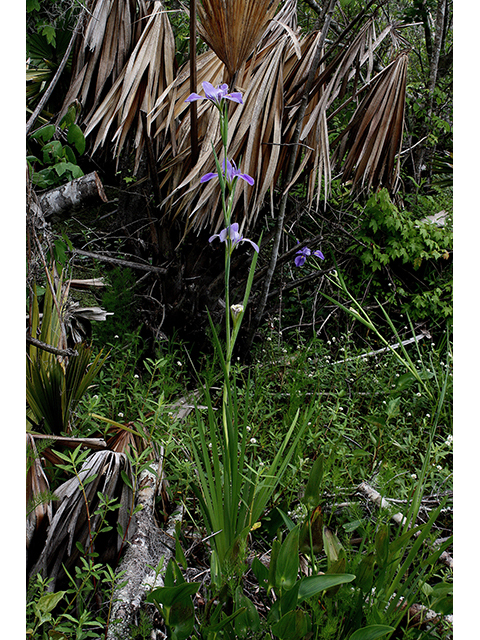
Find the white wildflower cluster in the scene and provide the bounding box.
[287,502,308,523]
[446,434,453,446]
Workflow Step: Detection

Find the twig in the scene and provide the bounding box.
[26,334,78,358]
[71,248,167,274]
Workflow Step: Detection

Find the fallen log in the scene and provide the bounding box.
[37,171,108,218]
[106,459,174,640]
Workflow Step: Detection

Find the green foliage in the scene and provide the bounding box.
[27,271,108,434]
[27,108,86,189]
[349,188,452,323]
[94,267,138,344]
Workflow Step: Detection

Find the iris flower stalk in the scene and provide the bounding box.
[183,83,308,588]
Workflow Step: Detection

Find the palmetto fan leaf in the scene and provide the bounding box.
[68,1,175,168]
[151,10,406,233]
[196,0,281,77]
[58,0,146,123]
[28,450,134,589]
[331,50,409,192]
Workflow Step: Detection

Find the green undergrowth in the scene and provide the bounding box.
[29,317,452,638]
[76,321,452,518]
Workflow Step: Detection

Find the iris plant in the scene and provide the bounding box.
[295,244,325,267]
[209,222,259,255]
[185,81,243,109]
[183,81,307,590]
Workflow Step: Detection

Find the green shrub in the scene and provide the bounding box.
[349,188,452,324]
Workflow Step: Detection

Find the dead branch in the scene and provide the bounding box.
[26,334,78,358]
[106,459,174,640]
[71,248,167,275]
[38,171,108,218]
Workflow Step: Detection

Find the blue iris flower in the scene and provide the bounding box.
[209,223,259,253]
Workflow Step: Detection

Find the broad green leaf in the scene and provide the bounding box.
[168,597,195,640]
[355,553,376,593]
[146,582,200,609]
[375,525,389,568]
[67,123,86,155]
[302,455,324,510]
[31,124,55,142]
[252,557,269,589]
[35,590,66,614]
[271,608,311,640]
[348,624,395,640]
[276,525,300,593]
[234,588,260,637]
[298,573,355,603]
[323,527,345,568]
[268,537,281,593]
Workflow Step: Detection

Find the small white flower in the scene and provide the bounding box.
[332,337,336,342]
[118,412,124,418]
[250,438,257,444]
[426,413,430,418]
[93,395,98,400]
[411,473,417,479]
[436,465,442,471]
[177,361,182,367]
[446,434,453,445]
[114,335,119,339]
[134,374,139,379]
[407,412,412,417]
[339,406,344,411]
[416,392,422,397]
[246,426,251,432]
[208,443,213,449]
[267,336,272,341]
[327,340,331,345]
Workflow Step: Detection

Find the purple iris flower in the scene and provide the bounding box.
[185,81,243,109]
[209,223,259,253]
[201,158,254,190]
[294,245,325,267]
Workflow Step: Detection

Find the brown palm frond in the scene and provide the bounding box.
[27,434,53,551]
[331,50,409,192]
[196,0,281,78]
[58,0,147,123]
[28,450,134,588]
[154,14,404,231]
[82,1,175,168]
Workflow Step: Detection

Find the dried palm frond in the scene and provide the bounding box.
[196,0,281,78]
[82,0,175,168]
[153,13,405,232]
[28,450,134,588]
[58,0,146,123]
[27,434,53,551]
[331,50,409,192]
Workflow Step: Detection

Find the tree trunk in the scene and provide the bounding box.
[414,0,448,183]
[38,171,108,218]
